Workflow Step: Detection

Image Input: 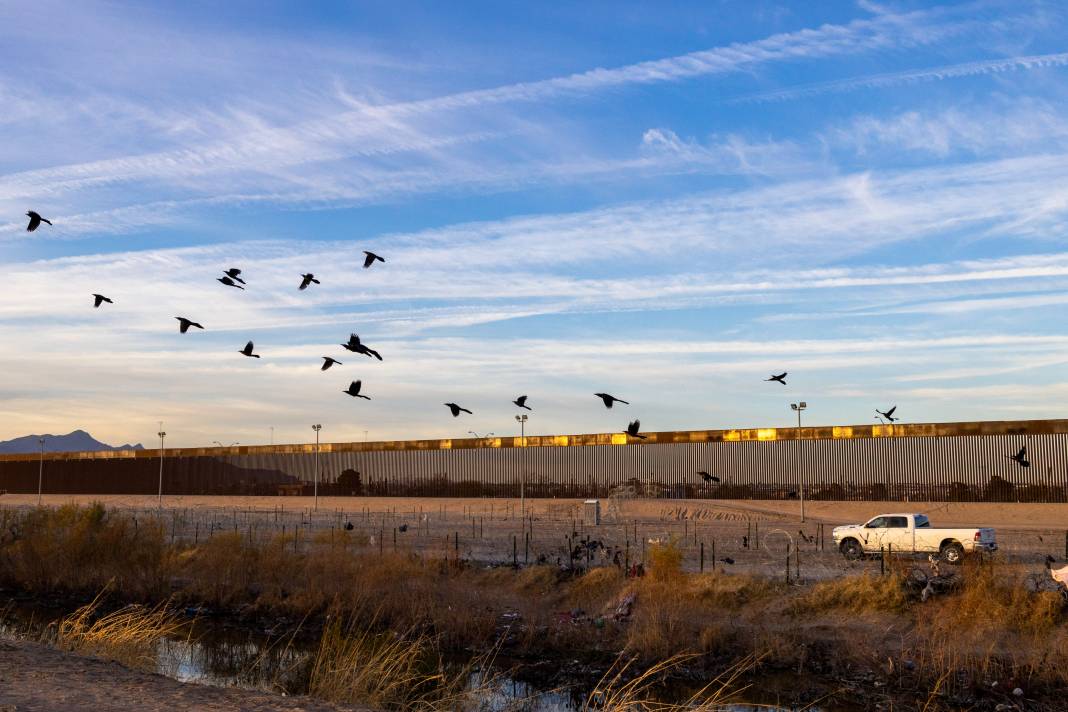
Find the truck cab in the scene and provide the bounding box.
[833,512,997,564]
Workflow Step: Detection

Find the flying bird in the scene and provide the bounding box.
[299,273,320,290]
[362,251,385,269]
[26,211,51,232]
[217,275,245,290]
[765,372,788,385]
[239,341,260,358]
[1008,446,1030,468]
[321,356,342,371]
[343,380,371,400]
[876,406,898,423]
[341,333,382,361]
[624,420,646,439]
[594,393,629,409]
[223,268,245,285]
[92,294,113,308]
[719,557,735,565]
[513,395,531,410]
[444,402,473,417]
[697,471,720,483]
[175,317,204,334]
[398,523,408,533]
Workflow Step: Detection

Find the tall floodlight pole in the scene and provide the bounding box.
[312,424,322,511]
[515,414,528,518]
[37,437,45,506]
[157,423,166,511]
[790,402,808,523]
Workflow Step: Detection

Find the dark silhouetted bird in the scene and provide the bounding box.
[26,211,51,232]
[398,523,408,532]
[223,268,245,285]
[343,380,370,399]
[799,530,813,544]
[624,420,646,439]
[719,557,735,565]
[698,471,720,483]
[175,317,204,333]
[1008,446,1030,468]
[239,341,260,358]
[1046,555,1057,568]
[344,521,354,531]
[362,251,385,268]
[92,294,113,308]
[513,395,531,410]
[595,393,629,409]
[321,356,342,371]
[445,402,472,417]
[299,273,320,290]
[877,406,898,423]
[766,372,787,385]
[341,333,382,360]
[217,275,245,290]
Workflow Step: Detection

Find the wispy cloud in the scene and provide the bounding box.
[731,50,1068,104]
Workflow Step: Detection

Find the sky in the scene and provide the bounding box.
[3,0,1068,448]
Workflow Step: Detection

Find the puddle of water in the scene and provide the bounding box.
[2,598,809,710]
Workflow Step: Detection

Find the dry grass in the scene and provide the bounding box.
[788,572,910,615]
[583,652,759,711]
[55,591,186,669]
[6,504,1068,708]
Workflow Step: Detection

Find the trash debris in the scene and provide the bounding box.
[611,592,636,621]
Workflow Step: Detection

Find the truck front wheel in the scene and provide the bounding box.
[940,541,964,565]
[840,538,863,561]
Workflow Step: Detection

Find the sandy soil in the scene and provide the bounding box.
[0,639,367,712]
[2,495,1063,581]
[3,493,1067,528]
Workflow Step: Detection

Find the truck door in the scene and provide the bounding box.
[860,516,889,551]
[883,515,913,552]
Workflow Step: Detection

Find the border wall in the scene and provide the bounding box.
[1,419,1067,502]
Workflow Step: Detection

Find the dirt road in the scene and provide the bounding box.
[0,639,367,712]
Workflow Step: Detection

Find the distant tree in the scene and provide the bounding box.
[983,474,1015,502]
[337,469,363,495]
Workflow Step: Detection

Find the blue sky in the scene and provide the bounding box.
[3,0,1068,447]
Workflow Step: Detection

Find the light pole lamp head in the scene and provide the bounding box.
[515,414,527,423]
[312,424,322,432]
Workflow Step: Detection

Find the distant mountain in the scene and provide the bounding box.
[0,430,144,455]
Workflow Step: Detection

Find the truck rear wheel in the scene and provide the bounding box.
[940,541,964,565]
[840,538,863,561]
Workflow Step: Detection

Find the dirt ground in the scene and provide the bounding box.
[0,639,366,712]
[2,495,1065,580]
[3,494,1067,528]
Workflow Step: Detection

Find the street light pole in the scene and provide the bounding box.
[515,414,528,518]
[37,437,45,506]
[157,423,166,511]
[312,424,322,511]
[790,402,808,523]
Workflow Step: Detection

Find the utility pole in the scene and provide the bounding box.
[37,437,45,506]
[515,414,528,518]
[791,402,807,523]
[157,423,166,511]
[312,424,322,511]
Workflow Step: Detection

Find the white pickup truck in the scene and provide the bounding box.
[833,513,997,564]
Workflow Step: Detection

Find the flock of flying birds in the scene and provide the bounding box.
[24,210,1036,468]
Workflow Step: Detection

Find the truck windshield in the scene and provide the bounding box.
[915,515,930,528]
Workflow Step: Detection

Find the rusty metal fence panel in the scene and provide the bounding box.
[2,419,1067,502]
